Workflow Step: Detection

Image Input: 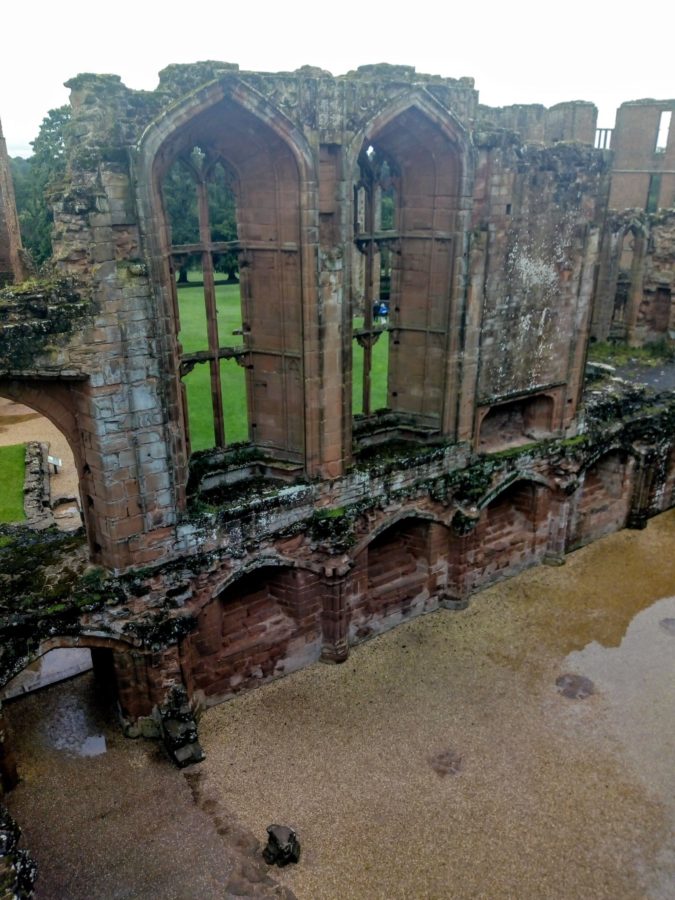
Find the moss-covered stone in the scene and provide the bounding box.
[0,277,92,371]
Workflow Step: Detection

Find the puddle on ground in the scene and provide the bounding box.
[39,685,107,757]
[563,594,675,802]
[6,672,110,759]
[555,673,595,699]
[428,747,463,776]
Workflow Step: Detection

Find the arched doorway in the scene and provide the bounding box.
[567,451,634,550]
[465,479,549,593]
[0,395,81,529]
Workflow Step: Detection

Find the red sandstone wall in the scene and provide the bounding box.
[182,567,322,705]
[464,482,549,593]
[0,118,25,284]
[609,102,675,211]
[657,445,675,512]
[347,521,440,643]
[471,139,605,436]
[567,453,634,550]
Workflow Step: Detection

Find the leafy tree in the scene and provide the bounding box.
[163,154,239,284]
[10,105,70,266]
[163,159,200,282]
[209,163,238,283]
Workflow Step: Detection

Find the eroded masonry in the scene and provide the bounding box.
[0,64,674,785]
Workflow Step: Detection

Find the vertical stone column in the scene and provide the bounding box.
[543,491,571,565]
[314,142,349,477]
[626,446,656,530]
[565,225,602,429]
[562,475,584,553]
[625,231,647,347]
[441,525,475,610]
[591,227,624,342]
[456,225,488,442]
[320,570,350,663]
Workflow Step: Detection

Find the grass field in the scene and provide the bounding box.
[0,443,26,523]
[352,322,390,414]
[177,281,247,451]
[177,278,390,450]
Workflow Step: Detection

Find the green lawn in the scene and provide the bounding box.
[177,279,390,450]
[177,281,247,451]
[352,319,390,414]
[0,443,26,523]
[587,339,675,367]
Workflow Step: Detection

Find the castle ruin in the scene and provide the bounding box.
[0,64,673,790]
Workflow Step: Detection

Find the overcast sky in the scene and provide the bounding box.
[2,0,673,156]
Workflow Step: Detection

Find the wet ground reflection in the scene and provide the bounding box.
[39,684,107,756]
[564,594,675,801]
[4,674,243,899]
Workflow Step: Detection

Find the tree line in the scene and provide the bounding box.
[10,109,239,281]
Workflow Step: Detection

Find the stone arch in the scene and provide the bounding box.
[347,92,474,442]
[593,216,649,343]
[134,78,319,483]
[346,90,472,175]
[194,552,302,615]
[352,506,442,558]
[348,513,446,642]
[567,448,634,550]
[476,470,556,511]
[0,378,101,558]
[180,559,323,706]
[463,476,553,593]
[0,632,154,790]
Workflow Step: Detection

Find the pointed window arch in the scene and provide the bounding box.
[163,148,245,451]
[351,101,469,444]
[144,87,312,469]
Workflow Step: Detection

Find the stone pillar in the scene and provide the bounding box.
[625,231,647,347]
[591,227,624,342]
[320,572,350,663]
[562,475,585,553]
[543,492,571,565]
[626,446,656,530]
[441,525,476,610]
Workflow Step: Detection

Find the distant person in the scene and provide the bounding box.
[373,301,389,322]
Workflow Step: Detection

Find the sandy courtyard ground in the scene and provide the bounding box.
[5,509,675,899]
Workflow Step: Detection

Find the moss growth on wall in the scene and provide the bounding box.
[0,277,92,371]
